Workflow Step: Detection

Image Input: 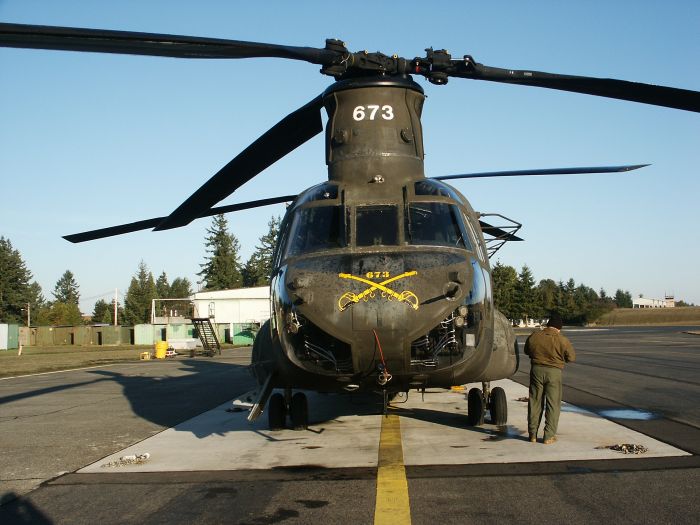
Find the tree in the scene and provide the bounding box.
[537,279,559,313]
[52,270,80,305]
[92,299,111,324]
[169,277,193,298]
[614,289,633,308]
[0,237,44,324]
[46,302,83,326]
[198,214,243,290]
[514,265,539,320]
[243,215,280,287]
[92,298,124,325]
[492,262,518,319]
[155,271,170,299]
[124,261,158,325]
[167,277,193,318]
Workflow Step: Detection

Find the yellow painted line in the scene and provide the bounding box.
[374,413,411,525]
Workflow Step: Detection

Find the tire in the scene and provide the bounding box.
[489,386,508,426]
[268,392,286,430]
[467,387,485,426]
[290,392,309,431]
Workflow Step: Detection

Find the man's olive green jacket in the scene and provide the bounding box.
[524,326,576,369]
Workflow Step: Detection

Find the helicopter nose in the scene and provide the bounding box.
[280,250,479,382]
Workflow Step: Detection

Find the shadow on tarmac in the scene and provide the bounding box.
[1,358,254,434]
[83,359,255,430]
[0,493,52,524]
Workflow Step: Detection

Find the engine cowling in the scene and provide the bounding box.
[474,309,519,381]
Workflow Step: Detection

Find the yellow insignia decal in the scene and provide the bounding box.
[337,271,419,311]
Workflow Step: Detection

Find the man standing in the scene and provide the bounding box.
[525,313,576,444]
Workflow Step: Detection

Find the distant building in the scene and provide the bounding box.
[633,295,675,308]
[191,286,271,325]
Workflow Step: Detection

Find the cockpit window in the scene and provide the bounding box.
[294,183,339,207]
[356,205,399,246]
[406,202,473,250]
[414,179,464,203]
[285,206,345,257]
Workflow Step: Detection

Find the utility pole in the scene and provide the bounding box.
[114,288,118,326]
[26,302,31,327]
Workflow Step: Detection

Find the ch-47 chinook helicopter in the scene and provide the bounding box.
[3,23,698,431]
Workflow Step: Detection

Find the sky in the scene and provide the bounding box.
[1,0,699,314]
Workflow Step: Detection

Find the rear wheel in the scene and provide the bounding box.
[489,386,508,426]
[467,387,485,426]
[290,392,309,430]
[268,392,286,430]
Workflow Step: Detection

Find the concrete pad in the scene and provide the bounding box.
[80,393,383,473]
[79,380,688,474]
[400,380,688,465]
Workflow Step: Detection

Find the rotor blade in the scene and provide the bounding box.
[0,23,336,64]
[434,164,648,182]
[478,220,523,241]
[452,60,700,113]
[63,195,297,243]
[154,95,323,231]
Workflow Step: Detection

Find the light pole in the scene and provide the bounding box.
[20,303,30,327]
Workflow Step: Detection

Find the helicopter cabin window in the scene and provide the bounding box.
[294,182,339,206]
[414,179,464,203]
[463,212,487,262]
[406,202,473,250]
[356,205,399,246]
[285,206,345,257]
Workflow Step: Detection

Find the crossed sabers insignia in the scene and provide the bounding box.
[337,271,419,311]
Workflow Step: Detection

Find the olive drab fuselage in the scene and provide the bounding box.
[256,76,518,394]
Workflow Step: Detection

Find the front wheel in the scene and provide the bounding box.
[489,386,508,426]
[290,392,308,431]
[467,387,485,426]
[268,392,286,430]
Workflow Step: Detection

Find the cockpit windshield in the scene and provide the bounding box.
[356,205,399,246]
[285,206,345,257]
[405,202,473,250]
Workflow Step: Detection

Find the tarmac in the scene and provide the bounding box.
[80,379,687,475]
[1,326,698,524]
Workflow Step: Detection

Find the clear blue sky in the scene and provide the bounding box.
[1,0,699,313]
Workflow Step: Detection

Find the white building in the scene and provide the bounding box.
[191,286,271,325]
[633,295,675,308]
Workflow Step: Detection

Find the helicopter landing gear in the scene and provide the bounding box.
[467,387,485,426]
[268,392,286,430]
[467,382,508,426]
[489,386,508,426]
[290,392,309,430]
[267,389,309,431]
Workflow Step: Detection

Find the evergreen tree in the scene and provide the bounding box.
[514,265,539,320]
[168,277,193,318]
[169,277,193,298]
[92,299,111,323]
[52,270,80,305]
[156,271,170,299]
[198,214,243,290]
[27,281,48,326]
[243,216,280,286]
[537,279,559,313]
[0,237,43,324]
[491,262,518,319]
[614,289,633,308]
[46,302,83,326]
[91,298,124,324]
[124,261,158,325]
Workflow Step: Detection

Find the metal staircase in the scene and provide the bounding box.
[191,318,221,357]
